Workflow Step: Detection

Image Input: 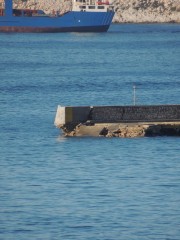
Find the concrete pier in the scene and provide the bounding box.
[54,105,180,137]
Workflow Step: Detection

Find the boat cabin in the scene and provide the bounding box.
[72,0,114,12]
[0,0,114,17]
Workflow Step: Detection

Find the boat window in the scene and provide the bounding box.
[80,6,86,9]
[76,0,86,3]
[98,6,105,9]
[88,6,95,9]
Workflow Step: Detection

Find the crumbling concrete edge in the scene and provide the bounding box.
[54,105,180,137]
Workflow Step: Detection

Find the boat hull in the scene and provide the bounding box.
[0,25,110,33]
[0,11,114,33]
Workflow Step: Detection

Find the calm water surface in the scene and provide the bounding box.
[0,24,180,240]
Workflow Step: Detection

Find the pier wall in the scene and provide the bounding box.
[55,105,180,126]
[54,105,180,137]
[91,105,180,122]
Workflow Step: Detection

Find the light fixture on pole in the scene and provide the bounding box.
[133,85,136,106]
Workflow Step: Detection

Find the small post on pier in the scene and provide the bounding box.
[133,85,136,106]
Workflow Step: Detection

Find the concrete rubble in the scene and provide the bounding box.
[60,122,180,137]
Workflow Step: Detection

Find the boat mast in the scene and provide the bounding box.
[5,0,13,17]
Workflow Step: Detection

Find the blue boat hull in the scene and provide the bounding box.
[0,11,114,32]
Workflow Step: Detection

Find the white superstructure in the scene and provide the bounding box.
[72,0,114,12]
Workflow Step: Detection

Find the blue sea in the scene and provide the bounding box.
[0,24,180,240]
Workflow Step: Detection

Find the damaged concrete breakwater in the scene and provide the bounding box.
[54,105,180,137]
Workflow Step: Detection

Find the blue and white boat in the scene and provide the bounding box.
[0,0,114,32]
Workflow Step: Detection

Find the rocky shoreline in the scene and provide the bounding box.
[113,0,180,23]
[0,0,180,23]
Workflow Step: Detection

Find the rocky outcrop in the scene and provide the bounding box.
[113,0,180,23]
[0,0,179,23]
